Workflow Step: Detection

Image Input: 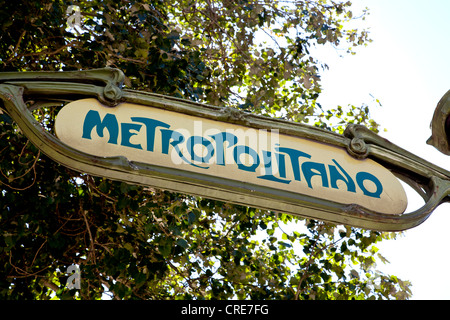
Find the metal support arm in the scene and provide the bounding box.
[1,68,449,231]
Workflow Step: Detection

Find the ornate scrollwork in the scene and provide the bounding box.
[218,106,249,124]
[427,89,450,155]
[343,124,370,159]
[1,68,450,231]
[88,67,125,106]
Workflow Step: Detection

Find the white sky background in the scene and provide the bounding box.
[315,0,450,299]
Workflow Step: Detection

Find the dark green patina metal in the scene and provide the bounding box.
[0,68,449,231]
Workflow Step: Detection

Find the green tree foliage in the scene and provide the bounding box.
[0,0,411,299]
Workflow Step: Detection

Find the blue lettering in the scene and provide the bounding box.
[81,111,385,200]
[329,159,356,193]
[276,152,287,178]
[257,150,291,184]
[209,132,238,166]
[302,162,329,189]
[131,117,170,151]
[160,129,207,169]
[187,136,215,164]
[82,110,119,144]
[356,172,383,198]
[160,129,183,155]
[121,122,142,149]
[233,145,260,172]
[276,146,311,181]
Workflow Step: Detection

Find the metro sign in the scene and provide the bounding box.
[55,98,407,215]
[1,68,449,231]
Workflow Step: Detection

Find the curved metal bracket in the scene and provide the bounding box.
[428,89,450,155]
[344,124,450,229]
[0,67,124,106]
[1,68,449,231]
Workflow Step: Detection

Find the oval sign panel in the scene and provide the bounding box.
[55,98,407,215]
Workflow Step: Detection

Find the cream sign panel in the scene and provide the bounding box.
[55,98,407,215]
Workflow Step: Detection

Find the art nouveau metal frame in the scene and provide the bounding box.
[1,68,449,231]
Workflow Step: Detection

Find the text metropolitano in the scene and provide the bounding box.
[81,109,383,199]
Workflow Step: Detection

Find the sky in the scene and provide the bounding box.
[316,0,450,299]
